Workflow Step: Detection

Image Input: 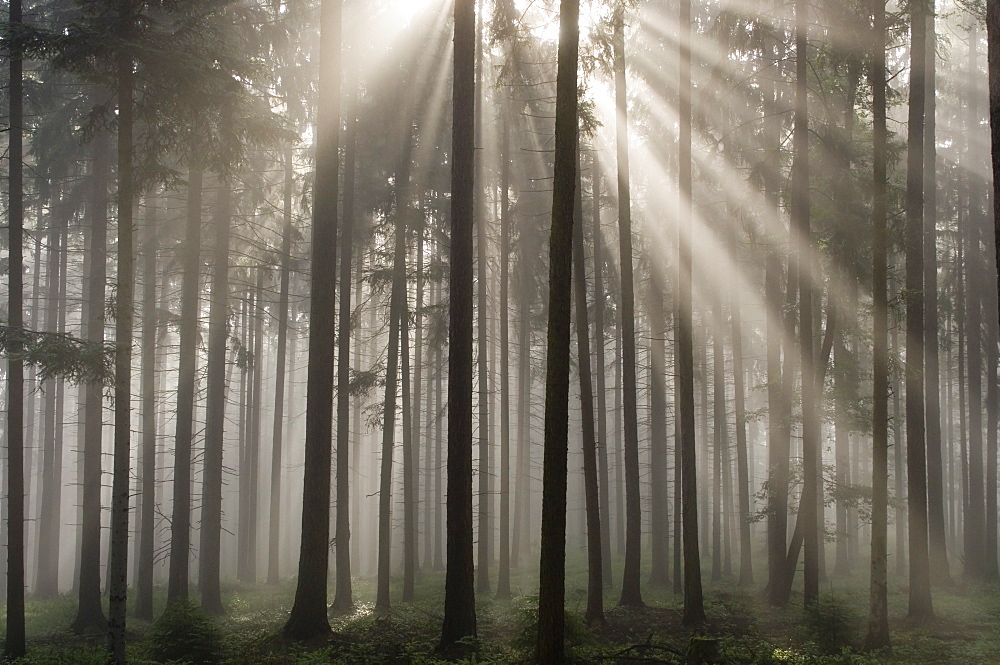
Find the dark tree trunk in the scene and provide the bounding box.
[497,110,513,599]
[573,154,604,626]
[475,0,492,596]
[267,149,294,586]
[107,41,136,664]
[679,0,704,624]
[712,305,724,583]
[648,274,670,588]
[794,0,820,606]
[730,278,752,586]
[905,0,934,618]
[923,10,951,586]
[247,269,265,582]
[864,0,891,645]
[283,0,341,641]
[135,186,157,622]
[591,161,614,589]
[5,1,26,654]
[376,135,412,613]
[333,80,359,611]
[439,0,478,650]
[200,182,232,616]
[168,166,203,603]
[613,6,644,609]
[536,1,580,658]
[402,298,417,601]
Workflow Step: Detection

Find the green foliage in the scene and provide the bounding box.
[147,599,224,665]
[0,326,115,389]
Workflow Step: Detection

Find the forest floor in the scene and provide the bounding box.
[4,553,1000,664]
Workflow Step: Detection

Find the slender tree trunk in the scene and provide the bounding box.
[922,8,951,587]
[267,150,294,586]
[37,206,65,598]
[712,305,725,582]
[679,0,704,624]
[475,0,492,596]
[200,182,232,615]
[440,0,479,650]
[905,0,934,618]
[135,185,157,622]
[497,110,513,599]
[613,6,644,609]
[168,166,203,603]
[648,274,670,587]
[246,270,265,582]
[731,278,752,586]
[402,297,417,601]
[107,38,136,664]
[573,154,605,625]
[5,1,26,654]
[592,161,613,588]
[284,0,341,640]
[793,0,820,606]
[536,1,580,657]
[333,82,359,611]
[865,0,891,644]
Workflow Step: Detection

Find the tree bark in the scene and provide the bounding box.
[283,0,341,641]
[440,0,479,651]
[200,182,232,615]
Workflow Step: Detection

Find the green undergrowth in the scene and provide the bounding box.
[1,557,998,664]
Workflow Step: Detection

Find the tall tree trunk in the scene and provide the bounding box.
[247,269,265,582]
[475,0,492,596]
[989,0,1000,361]
[536,0,580,657]
[168,165,203,603]
[573,154,604,626]
[283,0,341,641]
[864,0,891,644]
[679,0,704,624]
[794,0,820,607]
[440,0,479,650]
[200,182,232,615]
[712,305,725,582]
[923,7,950,586]
[613,5,643,608]
[648,273,670,588]
[730,278,752,586]
[107,38,136,664]
[402,298,417,601]
[267,149,294,586]
[497,110,513,599]
[333,80,359,611]
[37,204,65,598]
[376,136,413,613]
[592,161,613,588]
[5,0,26,654]
[905,0,934,618]
[135,191,157,620]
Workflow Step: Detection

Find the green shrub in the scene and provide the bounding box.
[803,594,860,655]
[146,599,223,664]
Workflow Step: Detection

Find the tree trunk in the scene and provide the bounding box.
[403,298,417,601]
[536,1,580,657]
[475,0,492,596]
[573,153,604,626]
[5,1,26,654]
[613,6,644,609]
[497,110,513,599]
[107,42,136,665]
[267,149,294,586]
[591,160,614,589]
[730,277,752,586]
[905,0,934,618]
[648,273,670,588]
[333,81,359,610]
[283,0,341,641]
[679,0,704,624]
[440,0,479,650]
[864,0,891,644]
[168,165,203,603]
[793,0,820,607]
[135,188,158,621]
[200,182,232,615]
